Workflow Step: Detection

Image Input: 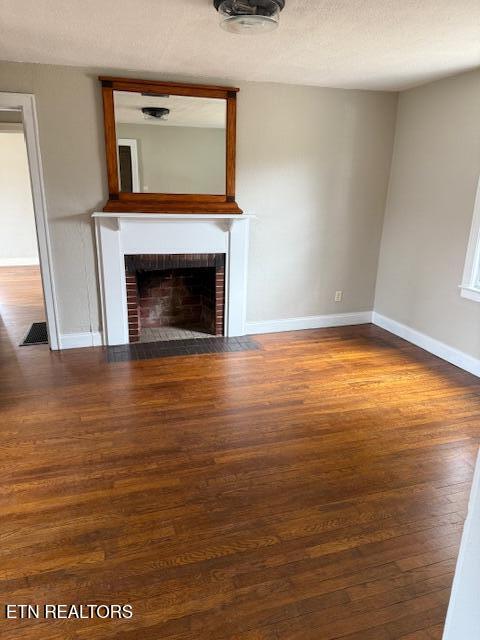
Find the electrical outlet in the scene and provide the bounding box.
[335,291,343,302]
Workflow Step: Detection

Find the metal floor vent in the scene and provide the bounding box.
[20,322,48,346]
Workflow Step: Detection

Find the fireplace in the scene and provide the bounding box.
[125,254,225,343]
[93,212,250,346]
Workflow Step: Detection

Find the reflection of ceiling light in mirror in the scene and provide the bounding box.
[214,0,285,34]
[114,92,226,128]
[141,92,170,98]
[141,107,170,121]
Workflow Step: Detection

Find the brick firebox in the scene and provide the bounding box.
[125,254,225,343]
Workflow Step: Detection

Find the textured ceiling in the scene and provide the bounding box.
[0,0,479,91]
[114,92,226,128]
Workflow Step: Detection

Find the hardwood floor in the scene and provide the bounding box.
[0,266,45,347]
[0,268,479,639]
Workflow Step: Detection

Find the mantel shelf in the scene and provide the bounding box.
[92,212,253,221]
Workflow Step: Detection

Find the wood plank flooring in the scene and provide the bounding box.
[0,267,479,639]
[0,265,45,346]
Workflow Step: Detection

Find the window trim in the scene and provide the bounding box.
[460,177,480,302]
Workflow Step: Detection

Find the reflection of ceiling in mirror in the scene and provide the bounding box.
[114,92,226,129]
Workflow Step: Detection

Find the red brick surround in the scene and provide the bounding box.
[125,254,225,343]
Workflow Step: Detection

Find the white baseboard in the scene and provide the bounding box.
[60,331,103,350]
[246,311,373,335]
[372,312,480,378]
[443,449,480,639]
[0,257,40,266]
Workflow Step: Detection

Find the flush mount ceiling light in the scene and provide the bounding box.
[141,107,170,120]
[141,92,170,98]
[214,0,285,35]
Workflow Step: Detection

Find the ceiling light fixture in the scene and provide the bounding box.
[141,92,170,98]
[141,107,170,120]
[214,0,285,35]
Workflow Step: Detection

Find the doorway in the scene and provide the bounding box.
[118,138,140,192]
[0,92,59,350]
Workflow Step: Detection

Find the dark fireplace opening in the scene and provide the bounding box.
[125,254,225,343]
[138,267,217,334]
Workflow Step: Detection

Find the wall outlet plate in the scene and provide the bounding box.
[335,291,343,302]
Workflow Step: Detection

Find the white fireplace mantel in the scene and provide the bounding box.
[93,212,248,221]
[93,212,251,346]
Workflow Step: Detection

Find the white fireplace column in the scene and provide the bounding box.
[93,212,251,346]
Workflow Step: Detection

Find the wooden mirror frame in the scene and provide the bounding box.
[100,76,242,214]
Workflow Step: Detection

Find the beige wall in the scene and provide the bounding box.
[237,83,398,321]
[116,123,226,194]
[0,61,397,336]
[375,69,480,358]
[0,128,38,263]
[0,63,107,334]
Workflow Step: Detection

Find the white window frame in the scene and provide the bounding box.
[460,177,480,303]
[117,138,140,192]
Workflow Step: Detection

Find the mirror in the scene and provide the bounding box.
[100,77,241,214]
[114,91,227,196]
